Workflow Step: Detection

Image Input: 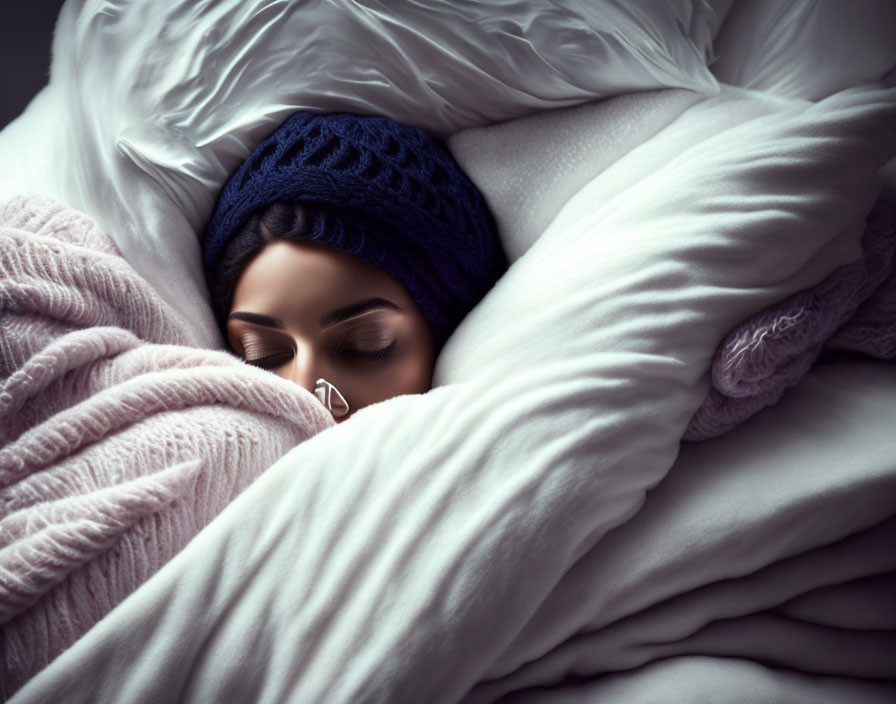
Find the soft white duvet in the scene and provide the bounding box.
[12,82,896,700]
[3,1,896,702]
[11,363,896,703]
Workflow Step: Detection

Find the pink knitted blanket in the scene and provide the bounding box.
[686,188,896,440]
[0,197,334,695]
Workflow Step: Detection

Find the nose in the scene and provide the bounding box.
[284,346,350,419]
[285,344,321,395]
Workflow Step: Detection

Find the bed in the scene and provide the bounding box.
[2,1,895,701]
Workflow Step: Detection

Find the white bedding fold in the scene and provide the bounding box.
[11,84,896,702]
[466,362,896,700]
[4,3,896,702]
[13,361,896,704]
[0,0,723,350]
[500,656,896,704]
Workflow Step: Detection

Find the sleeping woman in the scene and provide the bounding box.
[201,111,508,421]
[0,112,508,692]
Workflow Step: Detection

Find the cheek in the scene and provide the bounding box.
[399,321,435,393]
[345,323,434,410]
[391,346,434,395]
[372,315,434,394]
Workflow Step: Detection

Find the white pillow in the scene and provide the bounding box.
[712,0,896,100]
[435,83,886,385]
[15,85,896,704]
[0,0,722,349]
[447,89,705,264]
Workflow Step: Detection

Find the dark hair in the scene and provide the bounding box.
[208,202,308,330]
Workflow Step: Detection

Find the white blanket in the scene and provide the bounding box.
[4,2,896,702]
[12,359,896,702]
[0,0,727,349]
[11,81,896,700]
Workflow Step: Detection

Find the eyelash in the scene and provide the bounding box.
[238,335,397,367]
[240,336,295,369]
[341,339,398,361]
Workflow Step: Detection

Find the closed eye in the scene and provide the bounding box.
[240,334,294,369]
[336,318,397,362]
[245,351,295,369]
[341,340,398,361]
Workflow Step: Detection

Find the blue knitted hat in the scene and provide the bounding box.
[203,111,507,351]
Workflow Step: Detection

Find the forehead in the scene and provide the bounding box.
[230,239,411,315]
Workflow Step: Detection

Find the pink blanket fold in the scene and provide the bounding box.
[686,188,896,441]
[0,196,334,696]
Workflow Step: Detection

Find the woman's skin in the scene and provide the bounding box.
[226,239,435,422]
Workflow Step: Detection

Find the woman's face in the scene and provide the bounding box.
[226,240,435,422]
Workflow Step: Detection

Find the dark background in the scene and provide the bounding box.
[0,2,68,130]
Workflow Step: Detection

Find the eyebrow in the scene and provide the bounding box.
[319,297,402,327]
[227,311,284,329]
[228,297,401,330]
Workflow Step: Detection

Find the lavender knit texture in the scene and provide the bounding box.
[686,187,896,441]
[203,111,507,350]
[0,197,334,695]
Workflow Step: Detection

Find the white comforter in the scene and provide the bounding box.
[15,361,895,704]
[12,81,896,700]
[4,1,896,702]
